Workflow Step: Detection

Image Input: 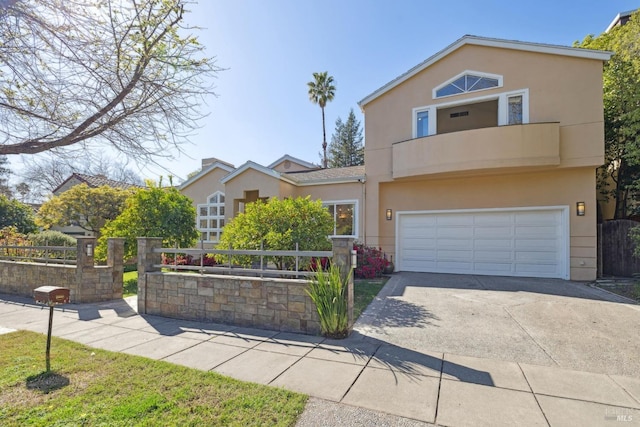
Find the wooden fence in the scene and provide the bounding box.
[599,219,640,277]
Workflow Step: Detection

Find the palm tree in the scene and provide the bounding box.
[307,71,336,168]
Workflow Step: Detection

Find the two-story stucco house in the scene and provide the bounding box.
[359,35,611,281]
[182,35,611,281]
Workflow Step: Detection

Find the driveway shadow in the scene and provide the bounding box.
[316,331,494,387]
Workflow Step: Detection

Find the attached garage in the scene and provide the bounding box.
[397,207,569,279]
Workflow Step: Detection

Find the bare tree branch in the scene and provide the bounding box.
[0,0,219,160]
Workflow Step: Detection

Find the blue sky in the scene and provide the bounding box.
[20,1,640,183]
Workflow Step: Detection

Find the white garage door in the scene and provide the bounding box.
[397,207,569,279]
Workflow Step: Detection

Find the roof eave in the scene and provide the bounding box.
[293,175,366,187]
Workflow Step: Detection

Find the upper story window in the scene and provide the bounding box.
[508,95,523,125]
[416,110,429,138]
[323,200,357,238]
[197,191,225,242]
[433,71,503,99]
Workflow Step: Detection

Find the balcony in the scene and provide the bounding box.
[392,122,560,179]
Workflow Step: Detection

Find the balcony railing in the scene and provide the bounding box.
[392,122,560,179]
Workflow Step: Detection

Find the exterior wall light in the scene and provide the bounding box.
[86,243,93,257]
[576,202,585,216]
[351,249,358,268]
[386,209,392,221]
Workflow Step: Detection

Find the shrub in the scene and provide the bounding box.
[216,197,333,270]
[353,242,390,279]
[28,230,77,260]
[307,262,350,338]
[96,182,198,261]
[28,230,77,248]
[0,226,30,257]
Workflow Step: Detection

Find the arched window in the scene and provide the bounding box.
[196,191,225,242]
[433,71,502,99]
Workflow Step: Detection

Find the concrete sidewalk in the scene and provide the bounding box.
[0,293,638,427]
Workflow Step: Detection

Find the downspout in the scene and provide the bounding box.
[360,176,366,245]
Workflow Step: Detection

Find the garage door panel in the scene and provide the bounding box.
[403,237,437,248]
[474,239,513,250]
[436,215,474,226]
[403,249,437,259]
[437,227,473,238]
[474,214,514,225]
[474,250,514,262]
[474,263,514,273]
[515,263,560,274]
[515,251,559,262]
[515,226,559,238]
[437,261,473,271]
[474,226,513,237]
[437,239,473,250]
[437,250,473,261]
[403,225,437,237]
[398,208,567,279]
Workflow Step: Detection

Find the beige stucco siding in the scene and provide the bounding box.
[292,182,365,239]
[180,168,228,208]
[363,44,605,161]
[373,168,596,280]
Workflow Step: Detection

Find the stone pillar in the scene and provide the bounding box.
[107,238,125,299]
[75,237,97,302]
[331,237,355,331]
[76,236,96,268]
[137,237,163,313]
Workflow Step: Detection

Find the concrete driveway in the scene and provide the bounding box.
[356,272,640,378]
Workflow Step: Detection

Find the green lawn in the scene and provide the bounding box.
[122,270,138,297]
[354,277,388,320]
[0,331,306,426]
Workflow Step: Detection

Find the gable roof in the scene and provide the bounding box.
[358,35,613,108]
[267,154,318,170]
[178,161,235,190]
[220,161,297,185]
[53,173,140,194]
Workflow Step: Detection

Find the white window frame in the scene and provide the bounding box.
[432,70,504,100]
[412,88,529,138]
[196,191,225,243]
[322,199,358,238]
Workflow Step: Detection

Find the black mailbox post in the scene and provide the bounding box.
[34,286,70,372]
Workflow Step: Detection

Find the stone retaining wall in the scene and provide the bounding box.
[142,271,321,334]
[137,237,355,335]
[0,237,124,303]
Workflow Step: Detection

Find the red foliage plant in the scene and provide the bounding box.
[353,243,390,279]
[161,253,217,267]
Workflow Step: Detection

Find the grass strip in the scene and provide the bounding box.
[353,278,388,320]
[0,330,306,426]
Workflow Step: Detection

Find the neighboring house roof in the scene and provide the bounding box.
[53,173,140,194]
[220,160,297,185]
[178,161,235,190]
[267,155,318,170]
[283,165,365,185]
[606,9,636,32]
[358,35,613,108]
